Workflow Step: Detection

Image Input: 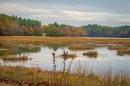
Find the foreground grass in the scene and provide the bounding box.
[0,66,130,86]
[0,66,88,86]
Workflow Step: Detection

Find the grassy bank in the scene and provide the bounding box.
[0,66,130,86]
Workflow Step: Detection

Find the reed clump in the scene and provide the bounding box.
[61,53,76,59]
[83,51,98,58]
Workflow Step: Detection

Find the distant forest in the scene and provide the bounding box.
[0,14,42,36]
[0,14,130,37]
[83,24,130,37]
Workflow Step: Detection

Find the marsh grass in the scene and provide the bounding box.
[108,45,130,56]
[0,66,130,86]
[123,42,130,47]
[0,66,85,86]
[83,51,98,58]
[68,44,95,50]
[61,53,76,59]
[1,55,30,61]
[117,49,130,56]
[0,36,130,46]
[108,45,128,50]
[0,36,130,86]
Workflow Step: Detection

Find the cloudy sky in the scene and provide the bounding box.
[0,0,130,26]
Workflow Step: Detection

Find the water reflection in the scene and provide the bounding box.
[60,50,75,72]
[0,46,130,76]
[45,44,64,51]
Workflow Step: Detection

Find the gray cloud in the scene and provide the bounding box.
[0,0,130,26]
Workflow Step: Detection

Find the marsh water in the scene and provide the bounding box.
[0,45,130,75]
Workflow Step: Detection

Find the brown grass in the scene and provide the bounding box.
[117,49,130,56]
[0,36,130,46]
[60,53,76,59]
[83,51,98,58]
[1,55,30,61]
[68,44,95,50]
[107,45,130,56]
[0,66,130,86]
[108,46,128,50]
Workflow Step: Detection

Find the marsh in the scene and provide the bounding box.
[0,44,130,76]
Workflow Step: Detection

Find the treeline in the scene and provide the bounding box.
[83,24,130,37]
[0,14,42,36]
[0,14,86,36]
[42,22,86,37]
[0,14,130,37]
[43,23,130,37]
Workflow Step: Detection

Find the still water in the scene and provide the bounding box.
[0,46,130,75]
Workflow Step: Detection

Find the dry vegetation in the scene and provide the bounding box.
[68,44,95,50]
[108,45,130,55]
[0,55,30,61]
[117,49,130,56]
[0,36,130,86]
[83,51,98,58]
[0,36,130,46]
[60,53,76,59]
[108,45,128,50]
[0,66,130,86]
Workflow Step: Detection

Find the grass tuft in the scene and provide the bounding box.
[83,51,98,58]
[61,53,76,59]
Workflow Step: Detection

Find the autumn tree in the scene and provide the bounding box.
[0,14,42,36]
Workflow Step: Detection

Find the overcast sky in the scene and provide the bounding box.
[0,0,130,26]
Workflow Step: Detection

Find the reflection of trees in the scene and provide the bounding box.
[45,44,63,51]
